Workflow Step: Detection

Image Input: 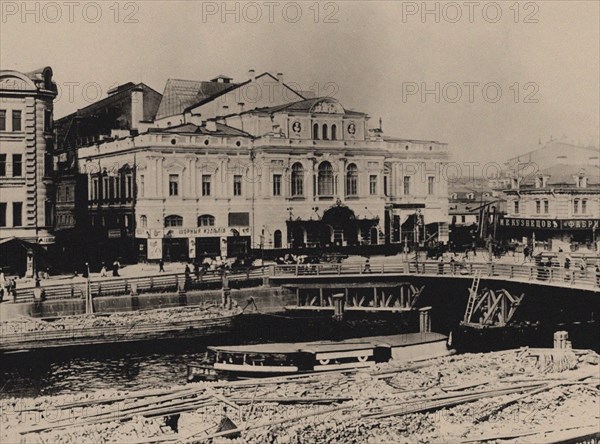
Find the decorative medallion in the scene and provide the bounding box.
[292,121,302,133]
[347,122,356,135]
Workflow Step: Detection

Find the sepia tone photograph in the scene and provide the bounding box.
[0,1,599,442]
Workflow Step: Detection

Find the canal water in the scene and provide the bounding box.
[0,312,416,399]
[1,311,597,399]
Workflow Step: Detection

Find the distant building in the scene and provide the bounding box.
[499,141,600,252]
[0,67,57,276]
[52,82,162,268]
[448,177,501,249]
[74,71,450,263]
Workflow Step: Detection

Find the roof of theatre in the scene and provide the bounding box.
[155,78,238,120]
[150,122,252,137]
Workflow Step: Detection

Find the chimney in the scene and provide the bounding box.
[206,120,217,132]
[130,86,144,131]
[277,72,284,83]
[248,69,256,80]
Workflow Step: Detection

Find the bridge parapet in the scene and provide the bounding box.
[272,262,600,292]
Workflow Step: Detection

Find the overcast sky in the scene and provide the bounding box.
[2,1,598,165]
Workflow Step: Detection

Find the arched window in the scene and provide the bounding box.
[140,215,147,227]
[312,123,319,140]
[318,161,334,196]
[346,163,358,196]
[273,230,282,248]
[291,162,304,196]
[322,124,328,140]
[198,214,215,226]
[164,215,183,227]
[331,124,337,140]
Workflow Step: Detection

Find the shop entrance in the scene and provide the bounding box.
[195,237,221,258]
[227,235,251,257]
[163,238,189,262]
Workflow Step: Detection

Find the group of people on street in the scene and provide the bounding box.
[0,269,17,302]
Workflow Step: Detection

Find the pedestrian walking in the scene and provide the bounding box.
[523,245,530,262]
[437,256,444,275]
[10,278,17,303]
[112,260,120,277]
[363,257,371,273]
[159,258,165,272]
[100,262,108,277]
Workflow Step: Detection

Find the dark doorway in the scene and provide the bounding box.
[273,230,282,248]
[227,235,250,257]
[370,227,379,245]
[163,238,188,262]
[195,237,221,258]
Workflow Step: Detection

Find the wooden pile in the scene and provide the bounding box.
[3,348,599,444]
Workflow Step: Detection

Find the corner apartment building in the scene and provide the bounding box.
[0,67,57,275]
[500,142,600,252]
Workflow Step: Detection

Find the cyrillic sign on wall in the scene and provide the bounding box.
[499,218,599,230]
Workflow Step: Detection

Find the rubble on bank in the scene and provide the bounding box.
[0,305,239,336]
[1,348,598,444]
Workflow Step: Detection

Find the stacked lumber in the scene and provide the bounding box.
[1,348,598,443]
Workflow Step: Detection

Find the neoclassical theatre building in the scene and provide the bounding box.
[75,72,450,261]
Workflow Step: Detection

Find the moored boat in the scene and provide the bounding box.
[187,332,452,381]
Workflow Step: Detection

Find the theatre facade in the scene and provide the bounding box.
[76,73,450,262]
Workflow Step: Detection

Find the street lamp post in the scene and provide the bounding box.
[85,262,92,314]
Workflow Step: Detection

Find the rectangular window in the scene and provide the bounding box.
[126,175,132,199]
[582,199,587,214]
[103,176,109,201]
[535,200,541,214]
[228,212,249,226]
[0,203,6,227]
[202,175,211,196]
[12,154,22,177]
[92,178,99,200]
[514,201,520,214]
[44,109,52,133]
[383,176,388,196]
[0,110,5,131]
[574,199,579,214]
[403,176,410,195]
[273,174,281,196]
[428,176,435,195]
[0,154,6,176]
[369,175,377,195]
[12,202,22,226]
[139,175,145,197]
[45,201,53,226]
[544,200,549,214]
[115,177,120,200]
[233,175,242,196]
[169,174,179,196]
[12,110,22,132]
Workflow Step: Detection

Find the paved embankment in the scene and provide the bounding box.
[1,348,598,443]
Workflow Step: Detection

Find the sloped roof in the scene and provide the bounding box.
[155,79,238,120]
[246,97,366,116]
[151,122,251,138]
[521,163,600,187]
[182,72,307,113]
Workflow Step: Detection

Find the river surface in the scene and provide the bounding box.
[0,313,415,399]
[1,311,597,399]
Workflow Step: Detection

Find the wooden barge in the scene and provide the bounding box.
[0,306,242,353]
[187,332,451,381]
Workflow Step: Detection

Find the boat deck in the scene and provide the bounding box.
[208,332,447,355]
